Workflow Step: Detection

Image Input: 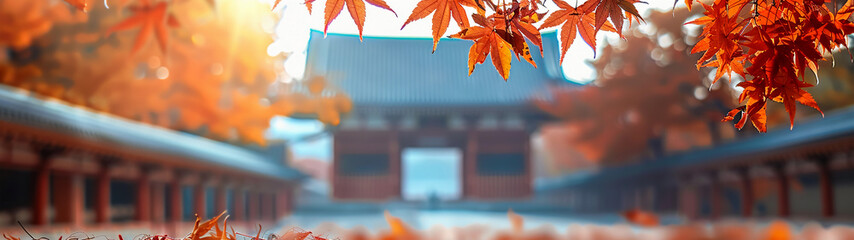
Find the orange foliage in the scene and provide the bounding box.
[687,0,852,131]
[536,9,736,165]
[538,0,615,62]
[105,0,180,53]
[402,0,479,51]
[322,0,396,40]
[622,209,659,227]
[283,0,854,131]
[0,0,351,146]
[6,210,854,240]
[7,0,852,138]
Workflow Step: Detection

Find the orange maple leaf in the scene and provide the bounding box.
[106,0,180,53]
[590,0,644,35]
[539,0,616,62]
[450,13,514,80]
[323,0,396,40]
[63,0,88,12]
[402,0,479,51]
[622,209,659,227]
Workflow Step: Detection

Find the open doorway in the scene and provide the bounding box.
[402,148,462,201]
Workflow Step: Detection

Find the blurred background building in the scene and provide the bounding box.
[3,0,854,236]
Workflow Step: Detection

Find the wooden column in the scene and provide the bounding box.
[737,168,753,218]
[708,172,723,219]
[32,151,51,225]
[247,190,258,221]
[95,160,111,224]
[53,173,83,225]
[215,184,227,216]
[151,182,165,222]
[816,156,834,218]
[389,131,401,199]
[771,163,790,218]
[194,180,207,220]
[464,130,477,198]
[261,192,272,221]
[275,184,292,219]
[679,176,698,220]
[233,188,245,222]
[169,173,183,222]
[274,189,285,220]
[136,167,152,222]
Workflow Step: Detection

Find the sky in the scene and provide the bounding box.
[266,0,686,84]
[402,148,462,200]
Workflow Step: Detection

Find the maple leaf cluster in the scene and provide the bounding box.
[688,0,854,132]
[289,0,854,132]
[293,0,646,80]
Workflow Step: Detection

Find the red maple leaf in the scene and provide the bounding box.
[450,13,514,80]
[538,0,615,63]
[402,0,479,51]
[106,0,179,53]
[323,0,396,40]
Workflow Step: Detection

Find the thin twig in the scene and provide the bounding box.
[17,221,36,240]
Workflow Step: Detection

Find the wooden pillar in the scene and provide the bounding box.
[233,188,245,222]
[136,167,151,222]
[194,180,207,220]
[388,126,401,199]
[737,168,753,218]
[708,172,723,219]
[32,151,51,225]
[53,173,83,225]
[816,156,834,218]
[679,176,699,220]
[262,192,272,221]
[464,130,478,198]
[771,163,790,218]
[151,182,165,222]
[169,173,183,222]
[215,184,227,215]
[275,188,286,220]
[95,160,111,224]
[247,190,258,221]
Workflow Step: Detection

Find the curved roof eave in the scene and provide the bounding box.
[0,85,307,181]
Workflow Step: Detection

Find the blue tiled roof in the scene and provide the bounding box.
[0,86,306,181]
[537,106,854,192]
[303,30,574,107]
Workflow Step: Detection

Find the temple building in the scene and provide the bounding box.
[302,30,573,200]
[0,86,305,233]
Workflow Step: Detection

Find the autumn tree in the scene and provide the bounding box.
[535,9,737,167]
[0,0,351,146]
